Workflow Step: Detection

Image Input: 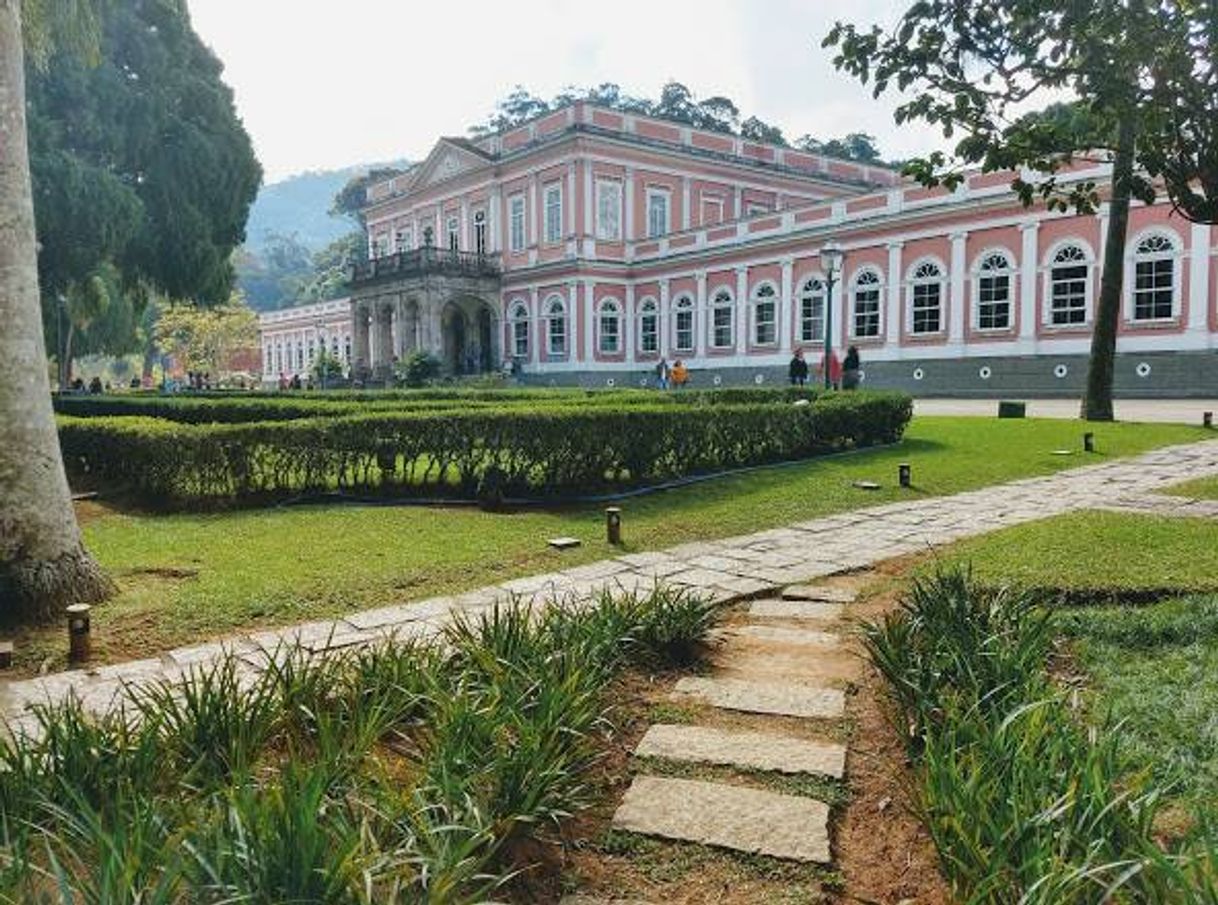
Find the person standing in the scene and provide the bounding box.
[842,345,861,390]
[671,358,689,389]
[788,348,809,386]
[655,357,670,390]
[819,350,843,390]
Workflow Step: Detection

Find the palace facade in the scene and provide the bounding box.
[259,101,1218,396]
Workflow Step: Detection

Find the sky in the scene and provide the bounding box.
[187,0,946,184]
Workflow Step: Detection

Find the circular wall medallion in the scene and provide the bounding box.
[754,373,765,385]
[857,369,866,383]
[640,378,649,387]
[912,367,925,381]
[979,366,992,380]
[1136,361,1152,378]
[713,375,723,386]
[606,377,616,387]
[1054,364,1068,379]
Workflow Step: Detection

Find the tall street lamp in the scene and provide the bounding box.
[314,319,327,390]
[819,240,844,390]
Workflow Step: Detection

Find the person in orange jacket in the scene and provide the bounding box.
[670,358,689,388]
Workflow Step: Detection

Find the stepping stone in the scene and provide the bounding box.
[852,480,881,490]
[612,775,831,863]
[672,677,844,719]
[548,536,582,550]
[636,723,846,778]
[560,898,654,905]
[781,585,858,603]
[733,625,841,648]
[749,598,844,621]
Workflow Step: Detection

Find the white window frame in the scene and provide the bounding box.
[598,298,622,354]
[798,275,826,343]
[745,202,770,217]
[446,216,460,251]
[544,182,563,244]
[638,297,659,354]
[1128,229,1182,323]
[751,282,779,346]
[509,299,530,358]
[473,210,487,255]
[509,194,526,252]
[701,195,724,227]
[1043,240,1094,327]
[544,294,567,357]
[850,268,883,339]
[646,187,671,239]
[710,287,735,349]
[907,258,946,335]
[595,179,622,241]
[973,249,1015,332]
[672,295,695,353]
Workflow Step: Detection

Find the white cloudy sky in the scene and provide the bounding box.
[187,0,945,183]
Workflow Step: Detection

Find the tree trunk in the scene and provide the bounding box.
[0,1,113,620]
[1081,115,1137,422]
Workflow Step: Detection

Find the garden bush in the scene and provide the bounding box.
[57,390,912,507]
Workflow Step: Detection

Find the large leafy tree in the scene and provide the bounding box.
[825,1,1213,421]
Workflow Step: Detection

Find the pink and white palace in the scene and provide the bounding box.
[259,100,1218,395]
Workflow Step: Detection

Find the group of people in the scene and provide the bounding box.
[788,345,861,390]
[652,358,689,390]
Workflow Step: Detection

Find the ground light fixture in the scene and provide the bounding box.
[819,240,845,390]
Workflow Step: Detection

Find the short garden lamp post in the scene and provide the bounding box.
[606,507,622,545]
[315,318,327,390]
[67,604,92,664]
[819,240,845,390]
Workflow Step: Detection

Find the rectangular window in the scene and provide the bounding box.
[701,196,724,227]
[595,180,622,241]
[1051,264,1088,325]
[641,311,658,353]
[853,291,881,338]
[675,309,694,352]
[544,183,563,244]
[746,202,770,217]
[395,227,412,252]
[912,284,941,334]
[712,307,733,348]
[446,216,459,251]
[600,314,620,354]
[755,302,776,345]
[548,317,566,356]
[513,320,529,357]
[800,294,824,342]
[977,273,1011,330]
[647,189,670,239]
[509,195,526,252]
[1134,258,1174,320]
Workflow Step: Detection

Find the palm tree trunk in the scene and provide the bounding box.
[1081,115,1136,422]
[0,0,112,619]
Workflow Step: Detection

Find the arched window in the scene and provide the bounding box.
[672,295,694,352]
[798,276,826,343]
[1132,232,1179,321]
[599,299,622,354]
[909,259,944,334]
[544,295,567,357]
[638,297,659,354]
[509,300,530,358]
[752,282,778,345]
[851,269,882,338]
[710,288,734,348]
[1048,243,1090,325]
[975,251,1014,331]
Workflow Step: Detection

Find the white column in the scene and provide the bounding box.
[1189,222,1211,336]
[529,286,540,365]
[780,256,794,352]
[886,242,903,355]
[695,270,708,360]
[575,281,589,364]
[566,161,577,255]
[734,187,744,220]
[583,161,594,254]
[658,278,670,356]
[735,265,749,350]
[948,231,967,346]
[528,174,538,247]
[624,167,636,242]
[625,282,636,362]
[460,199,469,251]
[681,177,692,230]
[488,187,502,252]
[1020,221,1039,340]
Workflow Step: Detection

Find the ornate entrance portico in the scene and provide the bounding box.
[348,248,501,382]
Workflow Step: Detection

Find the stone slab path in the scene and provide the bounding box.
[635,724,846,778]
[4,438,1218,734]
[670,676,845,720]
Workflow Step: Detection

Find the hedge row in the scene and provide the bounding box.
[58,391,911,507]
[52,386,826,424]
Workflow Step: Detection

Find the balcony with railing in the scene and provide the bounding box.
[349,247,502,287]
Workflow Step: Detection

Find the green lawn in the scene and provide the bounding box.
[1167,474,1218,500]
[932,510,1218,595]
[37,416,1207,672]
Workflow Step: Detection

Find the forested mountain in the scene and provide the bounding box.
[244,167,367,253]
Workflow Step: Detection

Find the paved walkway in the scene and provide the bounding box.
[915,397,1218,425]
[4,439,1218,740]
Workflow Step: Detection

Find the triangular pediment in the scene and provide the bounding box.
[407,139,492,191]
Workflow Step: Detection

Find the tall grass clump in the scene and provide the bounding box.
[0,584,717,903]
[862,567,1183,903]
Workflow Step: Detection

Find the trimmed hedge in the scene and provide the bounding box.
[52,386,826,424]
[58,391,911,507]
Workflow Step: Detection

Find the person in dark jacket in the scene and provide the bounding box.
[788,348,809,386]
[842,345,861,390]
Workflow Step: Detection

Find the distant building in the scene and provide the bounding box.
[257,297,351,382]
[261,100,1218,395]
